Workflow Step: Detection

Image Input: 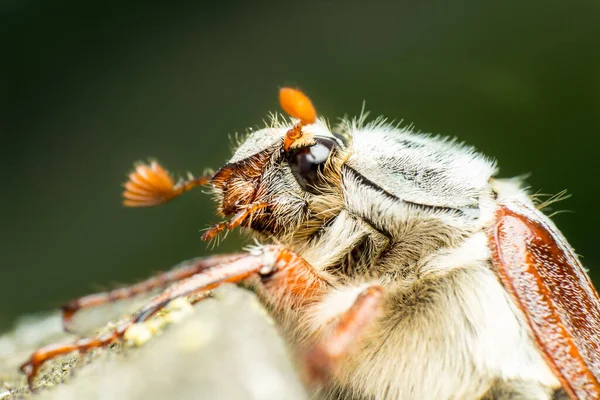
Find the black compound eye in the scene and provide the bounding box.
[288,137,337,194]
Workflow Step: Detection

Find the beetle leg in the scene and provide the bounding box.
[201,202,269,241]
[20,245,328,388]
[61,253,243,332]
[303,284,384,384]
[19,321,130,389]
[133,244,330,322]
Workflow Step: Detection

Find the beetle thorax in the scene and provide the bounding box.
[210,118,496,280]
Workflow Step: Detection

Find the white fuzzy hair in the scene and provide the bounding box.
[217,116,567,399]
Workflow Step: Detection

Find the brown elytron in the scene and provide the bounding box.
[490,202,600,400]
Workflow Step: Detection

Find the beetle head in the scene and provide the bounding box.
[210,89,348,239]
[123,87,498,267]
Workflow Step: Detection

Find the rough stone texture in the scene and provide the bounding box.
[0,285,308,400]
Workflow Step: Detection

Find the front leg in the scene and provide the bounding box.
[20,245,331,388]
[130,244,331,323]
[301,284,384,384]
[61,253,243,332]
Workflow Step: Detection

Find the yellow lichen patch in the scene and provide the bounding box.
[124,298,195,347]
[163,298,195,324]
[124,323,153,346]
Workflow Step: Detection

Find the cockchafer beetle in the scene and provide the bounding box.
[20,87,600,399]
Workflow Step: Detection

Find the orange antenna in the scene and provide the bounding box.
[122,161,209,207]
[279,87,317,152]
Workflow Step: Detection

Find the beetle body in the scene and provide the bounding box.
[20,89,600,399]
[215,115,584,399]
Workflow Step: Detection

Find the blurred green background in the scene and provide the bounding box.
[1,0,599,330]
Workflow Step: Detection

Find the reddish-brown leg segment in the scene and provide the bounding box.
[61,254,243,332]
[133,244,330,322]
[20,246,329,388]
[303,285,384,383]
[20,321,131,389]
[201,202,268,241]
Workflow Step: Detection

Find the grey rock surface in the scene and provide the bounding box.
[0,285,308,400]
